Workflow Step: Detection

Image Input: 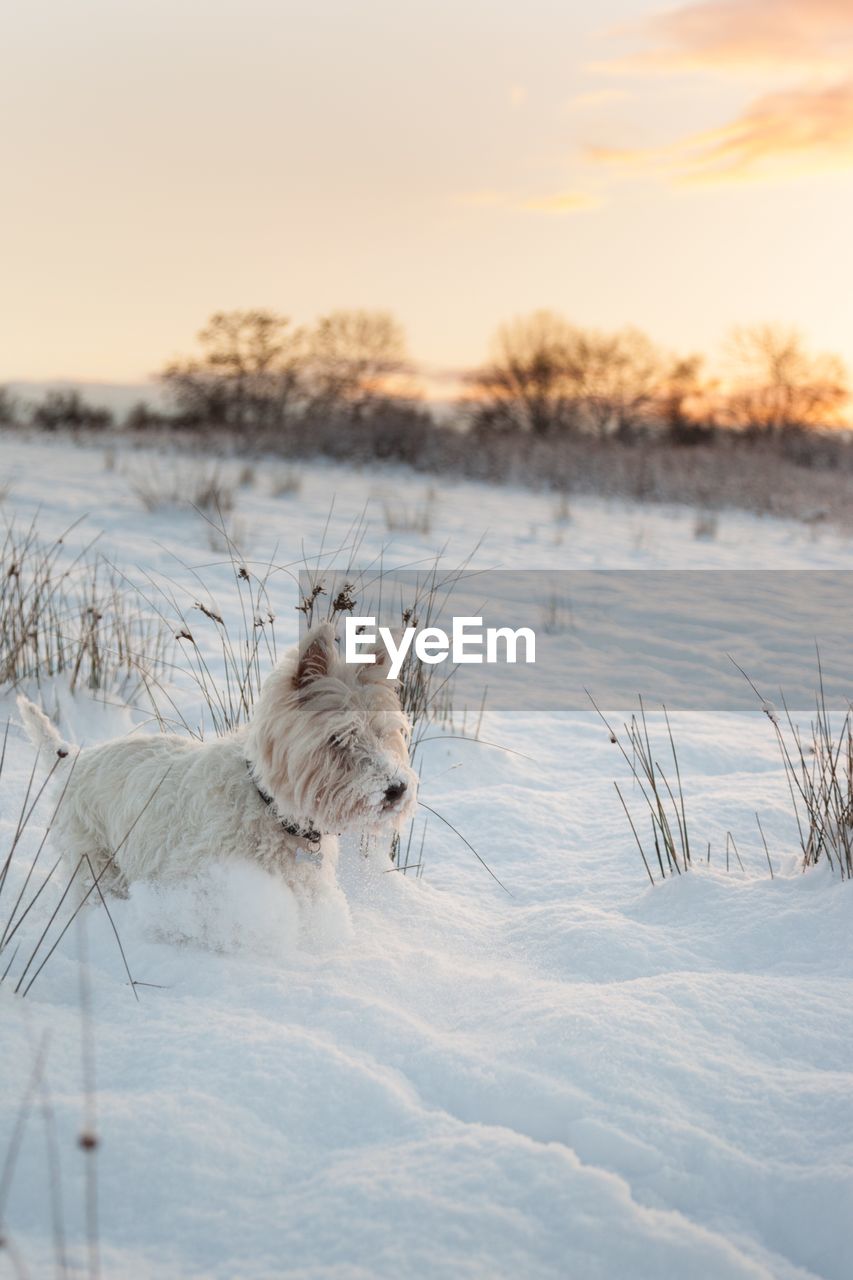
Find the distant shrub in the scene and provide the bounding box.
[693,510,718,540]
[128,463,235,515]
[382,491,434,535]
[30,391,113,432]
[270,469,302,498]
[0,387,20,428]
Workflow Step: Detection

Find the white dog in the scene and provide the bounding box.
[17,622,418,900]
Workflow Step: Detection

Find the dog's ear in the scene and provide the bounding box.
[294,622,336,689]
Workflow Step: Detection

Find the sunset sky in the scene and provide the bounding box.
[2,0,853,389]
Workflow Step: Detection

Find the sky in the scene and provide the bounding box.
[2,0,853,390]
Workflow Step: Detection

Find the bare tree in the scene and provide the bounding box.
[305,310,410,421]
[161,310,306,432]
[571,327,662,438]
[657,354,717,444]
[724,325,848,434]
[466,311,583,437]
[467,313,666,438]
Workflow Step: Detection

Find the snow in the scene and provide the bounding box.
[1,434,852,1279]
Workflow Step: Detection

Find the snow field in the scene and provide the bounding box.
[0,435,851,1278]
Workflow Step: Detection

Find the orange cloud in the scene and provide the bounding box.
[519,192,601,214]
[602,0,853,75]
[590,79,853,185]
[454,190,601,215]
[683,79,853,182]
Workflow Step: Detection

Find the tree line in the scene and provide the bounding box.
[467,312,848,442]
[2,307,849,449]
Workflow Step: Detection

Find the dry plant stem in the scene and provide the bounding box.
[1,754,81,954]
[83,856,139,1001]
[614,782,655,886]
[1,516,172,697]
[417,800,511,896]
[1,755,64,912]
[725,831,745,873]
[125,525,282,736]
[0,1031,51,1237]
[16,768,172,997]
[415,735,534,762]
[76,916,100,1280]
[664,706,690,865]
[755,813,775,879]
[588,692,691,882]
[36,1071,69,1280]
[732,654,852,877]
[1,945,20,983]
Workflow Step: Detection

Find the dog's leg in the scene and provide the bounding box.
[58,816,129,902]
[81,847,129,899]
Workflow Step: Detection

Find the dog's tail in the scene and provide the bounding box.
[16,695,72,761]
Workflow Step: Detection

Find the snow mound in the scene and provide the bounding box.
[124,858,352,957]
[125,860,301,957]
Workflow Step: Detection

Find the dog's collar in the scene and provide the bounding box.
[246,763,323,846]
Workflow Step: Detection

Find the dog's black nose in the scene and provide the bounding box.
[384,780,407,804]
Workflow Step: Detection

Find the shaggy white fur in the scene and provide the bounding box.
[17,623,418,905]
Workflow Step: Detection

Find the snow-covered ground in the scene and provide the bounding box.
[1,434,852,1279]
